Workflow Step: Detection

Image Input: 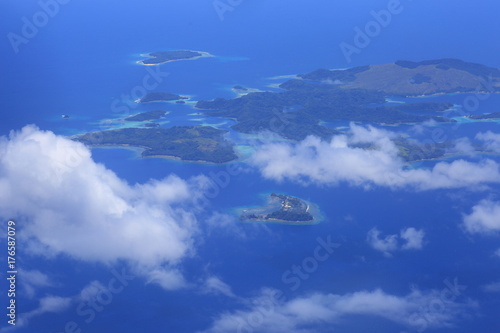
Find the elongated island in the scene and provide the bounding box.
[137,50,211,65]
[241,193,315,223]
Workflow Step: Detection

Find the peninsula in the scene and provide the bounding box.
[74,126,237,163]
[241,193,315,223]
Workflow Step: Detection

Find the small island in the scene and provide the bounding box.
[125,110,167,122]
[137,50,209,65]
[241,193,315,223]
[137,92,188,103]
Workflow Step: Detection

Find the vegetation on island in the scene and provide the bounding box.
[241,193,314,223]
[194,59,495,163]
[391,102,454,112]
[297,58,500,96]
[75,126,237,163]
[196,75,455,141]
[83,59,495,165]
[139,50,203,65]
[125,110,166,122]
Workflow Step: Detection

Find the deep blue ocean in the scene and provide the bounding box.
[1,0,500,332]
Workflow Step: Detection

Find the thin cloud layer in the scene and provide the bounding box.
[0,126,207,289]
[201,287,477,333]
[10,296,73,330]
[476,131,500,153]
[250,124,500,190]
[19,269,53,298]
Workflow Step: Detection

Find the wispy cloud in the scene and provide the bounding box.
[19,269,53,298]
[482,281,500,293]
[201,276,236,298]
[476,131,500,152]
[12,296,72,330]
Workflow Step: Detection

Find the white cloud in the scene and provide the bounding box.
[200,288,476,333]
[0,126,208,290]
[367,228,399,256]
[250,124,500,190]
[400,227,425,250]
[463,200,500,234]
[367,227,425,256]
[495,248,500,257]
[201,276,236,298]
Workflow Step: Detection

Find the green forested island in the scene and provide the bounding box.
[138,50,204,65]
[241,193,314,223]
[75,126,237,163]
[299,58,500,96]
[196,75,455,141]
[125,110,167,122]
